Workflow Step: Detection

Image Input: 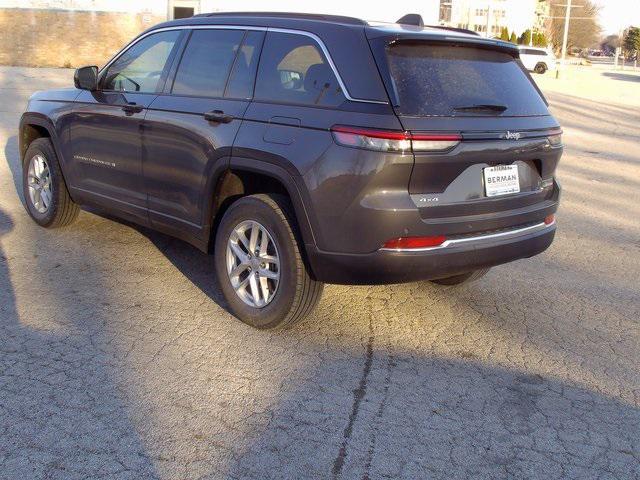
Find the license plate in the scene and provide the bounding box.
[484,165,520,197]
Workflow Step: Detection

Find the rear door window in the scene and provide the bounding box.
[254,32,345,107]
[171,29,245,98]
[385,43,549,116]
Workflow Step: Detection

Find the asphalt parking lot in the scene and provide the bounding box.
[0,66,639,479]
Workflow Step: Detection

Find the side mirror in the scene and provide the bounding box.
[74,66,98,91]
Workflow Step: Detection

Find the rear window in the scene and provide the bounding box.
[385,43,548,117]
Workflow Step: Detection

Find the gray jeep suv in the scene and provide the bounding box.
[19,12,562,328]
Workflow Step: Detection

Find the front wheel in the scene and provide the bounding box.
[22,138,79,228]
[214,194,324,329]
[431,268,490,286]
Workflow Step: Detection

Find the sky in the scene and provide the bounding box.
[595,0,640,34]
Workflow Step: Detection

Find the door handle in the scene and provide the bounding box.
[122,102,144,114]
[204,110,234,124]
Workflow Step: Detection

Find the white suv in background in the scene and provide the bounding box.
[518,46,556,74]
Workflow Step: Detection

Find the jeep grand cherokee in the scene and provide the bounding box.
[19,12,562,328]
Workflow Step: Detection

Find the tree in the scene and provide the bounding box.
[537,32,549,47]
[600,34,620,55]
[548,0,601,53]
[623,27,640,58]
[519,29,532,45]
[509,31,517,43]
[500,27,510,41]
[600,34,620,54]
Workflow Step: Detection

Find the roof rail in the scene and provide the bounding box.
[194,11,367,26]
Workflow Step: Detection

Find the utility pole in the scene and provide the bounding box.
[556,0,572,79]
[485,4,492,38]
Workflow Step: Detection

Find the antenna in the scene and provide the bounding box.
[396,14,424,27]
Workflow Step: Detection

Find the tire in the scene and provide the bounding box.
[534,63,547,74]
[22,137,79,228]
[214,194,324,329]
[431,268,490,286]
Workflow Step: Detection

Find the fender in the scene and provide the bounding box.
[216,156,319,251]
[19,113,59,160]
[19,113,77,197]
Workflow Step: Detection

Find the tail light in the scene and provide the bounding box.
[331,125,461,153]
[547,128,563,146]
[544,214,555,225]
[382,235,447,250]
[548,134,562,146]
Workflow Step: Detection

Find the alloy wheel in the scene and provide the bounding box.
[226,220,280,308]
[27,154,52,214]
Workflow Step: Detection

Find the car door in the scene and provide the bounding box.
[142,28,264,241]
[66,30,184,222]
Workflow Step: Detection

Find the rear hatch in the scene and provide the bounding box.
[366,27,562,234]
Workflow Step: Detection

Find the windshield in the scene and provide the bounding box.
[385,43,549,117]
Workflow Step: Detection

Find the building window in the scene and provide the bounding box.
[439,0,452,23]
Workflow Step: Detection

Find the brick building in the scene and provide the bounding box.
[0,1,215,67]
[0,0,440,68]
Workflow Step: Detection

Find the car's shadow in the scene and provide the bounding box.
[91,207,230,312]
[5,134,228,313]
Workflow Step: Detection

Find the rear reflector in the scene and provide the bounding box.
[383,235,447,250]
[544,214,555,225]
[331,125,461,153]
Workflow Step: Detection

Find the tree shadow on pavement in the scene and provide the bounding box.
[4,135,24,206]
[0,210,159,476]
[0,232,161,479]
[0,208,17,335]
[222,346,640,479]
[602,72,640,83]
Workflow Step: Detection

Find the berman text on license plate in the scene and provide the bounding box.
[483,164,520,197]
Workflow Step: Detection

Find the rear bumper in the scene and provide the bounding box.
[306,221,556,285]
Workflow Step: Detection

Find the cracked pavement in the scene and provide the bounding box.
[0,66,639,479]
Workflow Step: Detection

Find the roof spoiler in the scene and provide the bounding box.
[396,14,424,27]
[427,25,481,36]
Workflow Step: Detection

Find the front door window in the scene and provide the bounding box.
[102,31,181,93]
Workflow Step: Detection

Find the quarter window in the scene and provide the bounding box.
[172,29,245,97]
[102,31,181,93]
[254,32,345,107]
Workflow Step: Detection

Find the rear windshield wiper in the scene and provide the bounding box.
[453,104,508,113]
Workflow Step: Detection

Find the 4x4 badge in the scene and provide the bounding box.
[504,131,522,140]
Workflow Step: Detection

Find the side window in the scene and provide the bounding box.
[103,31,181,93]
[225,31,264,99]
[172,29,245,97]
[254,32,345,107]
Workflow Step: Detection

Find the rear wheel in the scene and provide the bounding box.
[534,63,547,74]
[22,138,79,228]
[431,268,490,286]
[214,194,323,329]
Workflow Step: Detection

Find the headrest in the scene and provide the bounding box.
[304,63,334,92]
